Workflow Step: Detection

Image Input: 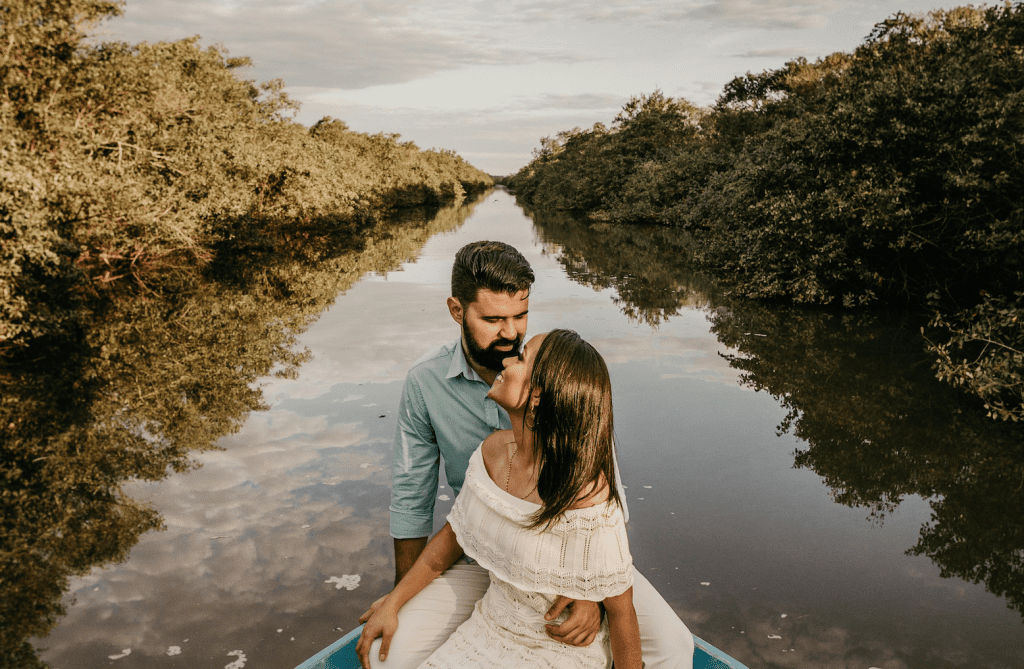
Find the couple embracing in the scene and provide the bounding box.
[357,241,694,669]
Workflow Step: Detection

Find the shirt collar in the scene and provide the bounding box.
[446,337,488,384]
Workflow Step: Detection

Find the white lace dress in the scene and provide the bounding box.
[418,447,634,669]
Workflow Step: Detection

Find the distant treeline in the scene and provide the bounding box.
[1,0,492,350]
[503,5,1023,421]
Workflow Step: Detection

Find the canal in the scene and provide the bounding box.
[31,189,1024,669]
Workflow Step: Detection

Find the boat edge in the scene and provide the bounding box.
[294,626,750,669]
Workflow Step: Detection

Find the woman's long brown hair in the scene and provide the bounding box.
[526,329,622,528]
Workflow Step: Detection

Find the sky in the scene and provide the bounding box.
[95,0,963,175]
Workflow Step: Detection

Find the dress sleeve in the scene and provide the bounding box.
[390,372,439,539]
[448,454,634,601]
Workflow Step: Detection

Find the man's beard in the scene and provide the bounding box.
[462,320,522,373]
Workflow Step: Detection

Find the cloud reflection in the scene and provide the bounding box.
[42,409,394,668]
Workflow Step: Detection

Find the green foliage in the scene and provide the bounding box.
[0,1,491,350]
[0,2,493,663]
[926,291,1024,421]
[507,91,704,221]
[507,3,1024,420]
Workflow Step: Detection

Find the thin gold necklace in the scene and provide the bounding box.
[504,439,518,492]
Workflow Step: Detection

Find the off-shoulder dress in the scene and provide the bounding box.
[418,446,633,669]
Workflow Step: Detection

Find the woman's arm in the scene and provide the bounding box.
[603,587,642,669]
[356,522,464,669]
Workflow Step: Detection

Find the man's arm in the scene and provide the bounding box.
[393,537,428,584]
[390,373,441,581]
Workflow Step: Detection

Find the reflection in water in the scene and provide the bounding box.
[526,207,719,326]
[1,195,486,667]
[529,208,1024,619]
[710,303,1024,618]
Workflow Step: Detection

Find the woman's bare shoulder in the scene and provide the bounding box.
[569,473,611,509]
[480,430,512,481]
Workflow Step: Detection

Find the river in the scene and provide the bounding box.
[29,189,1024,669]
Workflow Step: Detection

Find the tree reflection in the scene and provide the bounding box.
[0,195,485,667]
[526,207,719,326]
[709,302,1024,615]
[528,210,1024,618]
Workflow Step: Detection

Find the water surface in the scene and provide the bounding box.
[32,190,1024,669]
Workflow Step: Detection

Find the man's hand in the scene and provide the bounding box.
[543,596,602,647]
[358,593,389,625]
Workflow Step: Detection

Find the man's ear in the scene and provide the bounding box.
[446,296,464,325]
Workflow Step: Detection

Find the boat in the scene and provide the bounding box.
[295,624,750,669]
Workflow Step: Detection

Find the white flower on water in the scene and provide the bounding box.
[326,574,361,590]
[225,650,247,669]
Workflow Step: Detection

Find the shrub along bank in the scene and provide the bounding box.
[505,5,1023,421]
[0,0,492,351]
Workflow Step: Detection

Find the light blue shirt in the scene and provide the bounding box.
[390,339,511,539]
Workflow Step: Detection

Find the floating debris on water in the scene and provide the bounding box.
[643,486,652,489]
[108,649,131,660]
[781,614,788,618]
[326,574,361,590]
[438,494,450,501]
[167,646,182,656]
[361,463,370,469]
[302,524,310,528]
[768,634,782,640]
[225,650,247,669]
[700,582,710,586]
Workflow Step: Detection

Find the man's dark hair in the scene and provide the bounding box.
[451,241,534,306]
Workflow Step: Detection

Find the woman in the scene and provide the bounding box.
[357,329,641,669]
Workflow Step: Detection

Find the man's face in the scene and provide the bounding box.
[456,288,530,374]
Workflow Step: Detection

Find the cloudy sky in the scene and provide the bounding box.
[96,0,959,175]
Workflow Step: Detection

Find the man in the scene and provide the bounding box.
[362,240,694,668]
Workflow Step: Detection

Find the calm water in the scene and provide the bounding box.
[29,189,1024,669]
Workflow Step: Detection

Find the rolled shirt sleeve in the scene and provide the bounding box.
[390,373,439,539]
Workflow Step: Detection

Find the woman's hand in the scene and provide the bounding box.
[355,602,399,669]
[358,593,389,624]
[544,596,602,646]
